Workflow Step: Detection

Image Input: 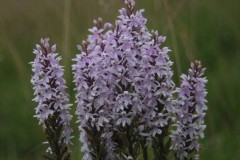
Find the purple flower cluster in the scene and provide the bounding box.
[31,0,208,159]
[73,0,175,159]
[171,60,207,159]
[31,38,72,158]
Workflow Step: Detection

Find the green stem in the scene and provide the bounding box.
[141,142,148,160]
[44,113,70,160]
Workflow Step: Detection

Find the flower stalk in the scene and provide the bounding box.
[171,60,208,159]
[73,0,176,159]
[31,38,72,160]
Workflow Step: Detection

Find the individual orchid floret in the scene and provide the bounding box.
[31,38,72,160]
[171,60,208,159]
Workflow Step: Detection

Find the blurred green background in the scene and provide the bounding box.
[0,0,239,159]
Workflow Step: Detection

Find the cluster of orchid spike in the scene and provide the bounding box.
[31,0,207,160]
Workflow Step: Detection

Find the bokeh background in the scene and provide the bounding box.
[0,0,239,159]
